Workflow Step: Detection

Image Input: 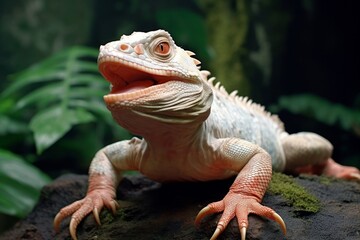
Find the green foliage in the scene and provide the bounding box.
[0,46,130,218]
[271,94,360,136]
[0,149,51,218]
[1,47,111,154]
[268,172,320,213]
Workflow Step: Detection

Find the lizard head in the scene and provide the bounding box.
[98,30,213,134]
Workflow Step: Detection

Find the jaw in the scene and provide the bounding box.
[98,54,212,129]
[98,56,192,104]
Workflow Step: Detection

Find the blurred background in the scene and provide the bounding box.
[0,0,359,234]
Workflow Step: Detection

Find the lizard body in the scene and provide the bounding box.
[54,30,360,240]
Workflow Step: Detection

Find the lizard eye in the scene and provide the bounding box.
[154,42,170,56]
[148,36,174,62]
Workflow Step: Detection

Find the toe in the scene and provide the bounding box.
[54,200,83,232]
[93,207,101,225]
[196,194,287,240]
[241,201,286,235]
[69,203,93,240]
[350,173,360,181]
[109,200,119,214]
[210,227,222,240]
[195,200,224,227]
[322,158,360,180]
[271,212,287,235]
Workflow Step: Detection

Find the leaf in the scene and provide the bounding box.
[0,149,51,217]
[69,87,107,99]
[69,46,99,59]
[1,47,100,98]
[273,94,360,135]
[15,83,64,109]
[69,74,106,86]
[1,46,110,153]
[3,71,66,98]
[30,106,95,153]
[0,115,28,135]
[71,61,100,73]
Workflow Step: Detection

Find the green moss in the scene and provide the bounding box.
[317,175,333,185]
[102,210,116,223]
[268,172,320,213]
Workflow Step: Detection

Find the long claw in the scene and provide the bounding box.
[93,207,101,225]
[350,173,360,181]
[53,201,82,233]
[195,206,212,227]
[110,200,118,214]
[272,212,287,235]
[53,212,63,233]
[240,227,246,240]
[69,217,79,240]
[210,227,222,240]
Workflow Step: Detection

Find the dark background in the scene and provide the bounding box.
[0,0,359,233]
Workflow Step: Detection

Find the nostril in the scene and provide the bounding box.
[134,44,144,55]
[119,44,129,51]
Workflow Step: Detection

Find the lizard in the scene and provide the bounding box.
[54,29,360,240]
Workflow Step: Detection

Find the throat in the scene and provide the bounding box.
[143,124,203,151]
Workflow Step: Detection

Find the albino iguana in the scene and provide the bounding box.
[54,29,360,240]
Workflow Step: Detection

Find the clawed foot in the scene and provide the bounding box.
[294,158,360,181]
[54,190,119,240]
[195,191,286,240]
[322,159,360,181]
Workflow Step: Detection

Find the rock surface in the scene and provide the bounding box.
[1,173,360,240]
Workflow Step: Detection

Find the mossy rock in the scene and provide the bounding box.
[2,174,360,240]
[268,172,320,213]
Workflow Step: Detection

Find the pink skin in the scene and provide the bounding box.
[54,174,118,240]
[195,151,286,240]
[294,158,360,180]
[53,29,360,240]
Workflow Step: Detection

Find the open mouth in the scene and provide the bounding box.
[98,57,174,95]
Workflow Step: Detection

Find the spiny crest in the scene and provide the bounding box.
[185,50,201,67]
[184,48,283,130]
[199,69,285,131]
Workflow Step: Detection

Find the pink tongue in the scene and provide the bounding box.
[118,80,154,94]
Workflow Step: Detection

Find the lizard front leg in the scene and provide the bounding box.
[54,137,142,240]
[195,138,286,240]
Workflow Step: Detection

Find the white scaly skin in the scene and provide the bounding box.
[54,30,360,240]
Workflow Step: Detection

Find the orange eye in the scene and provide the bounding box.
[155,42,170,55]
